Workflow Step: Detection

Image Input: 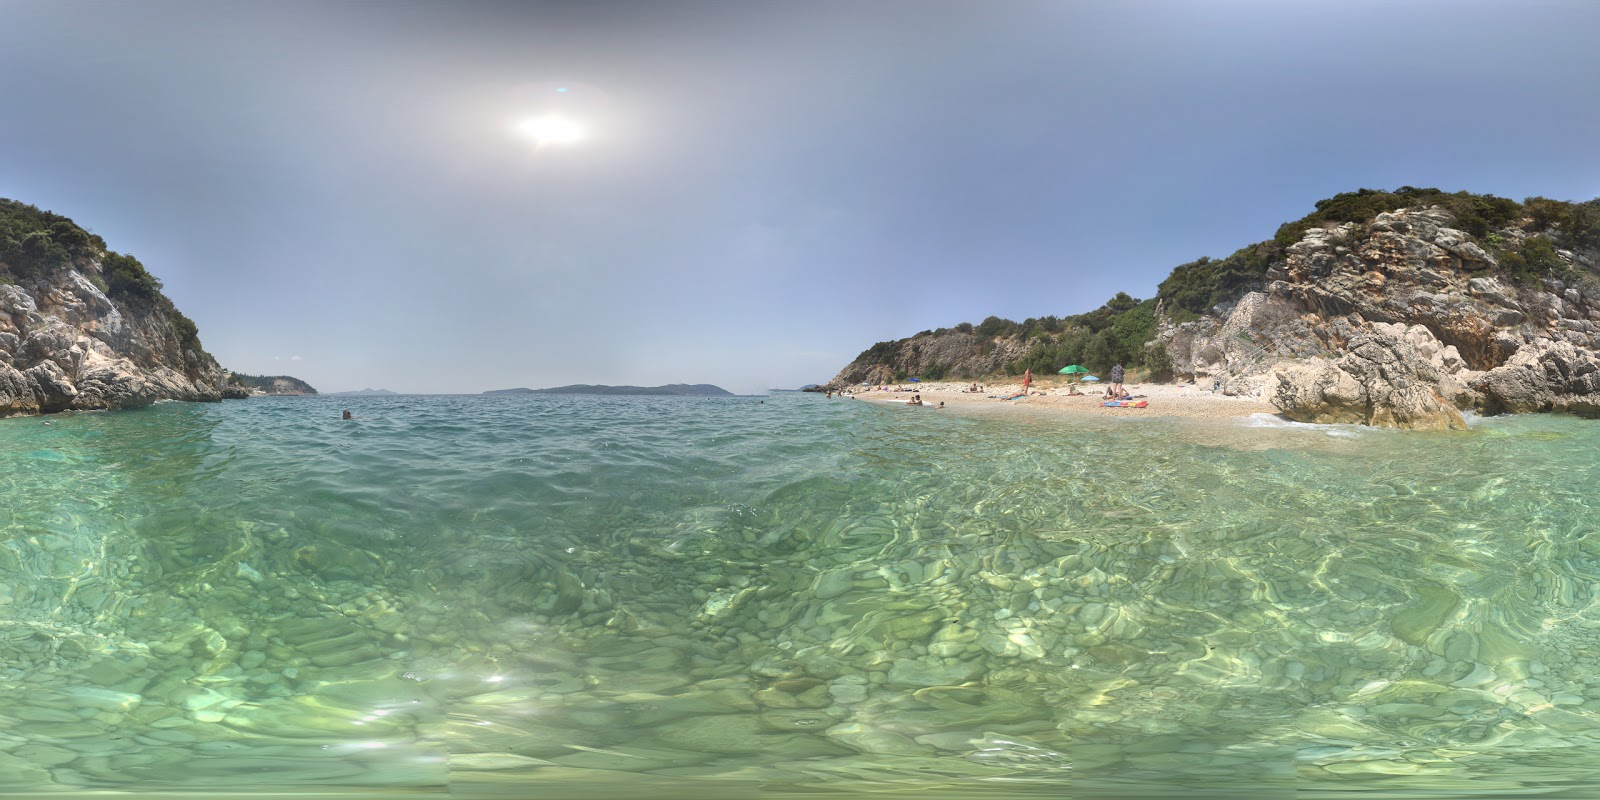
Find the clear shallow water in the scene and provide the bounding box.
[3,394,1600,798]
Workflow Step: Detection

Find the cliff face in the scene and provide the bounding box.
[828,331,1034,387]
[1,201,232,416]
[1158,207,1600,428]
[826,190,1600,429]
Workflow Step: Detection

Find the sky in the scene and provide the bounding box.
[2,0,1598,394]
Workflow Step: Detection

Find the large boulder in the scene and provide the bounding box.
[1474,339,1600,417]
[24,359,78,412]
[1269,323,1468,430]
[0,364,40,414]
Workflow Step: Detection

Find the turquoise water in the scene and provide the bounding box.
[3,393,1600,798]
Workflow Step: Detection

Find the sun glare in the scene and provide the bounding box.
[518,114,585,145]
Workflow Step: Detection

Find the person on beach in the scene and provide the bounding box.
[1110,363,1124,396]
[1022,368,1032,396]
[908,394,922,406]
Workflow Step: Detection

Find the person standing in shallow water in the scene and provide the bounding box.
[342,410,352,420]
[1110,363,1124,397]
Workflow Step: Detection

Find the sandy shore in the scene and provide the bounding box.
[841,379,1278,421]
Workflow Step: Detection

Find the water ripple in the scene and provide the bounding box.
[2,394,1600,795]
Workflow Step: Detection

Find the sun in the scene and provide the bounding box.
[518,114,585,146]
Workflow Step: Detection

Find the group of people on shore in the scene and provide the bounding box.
[1021,363,1127,398]
[825,362,1131,403]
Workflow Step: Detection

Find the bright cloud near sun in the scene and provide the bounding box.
[518,114,584,146]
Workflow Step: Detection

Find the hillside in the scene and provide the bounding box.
[0,198,241,415]
[484,383,734,396]
[227,373,319,396]
[827,188,1600,428]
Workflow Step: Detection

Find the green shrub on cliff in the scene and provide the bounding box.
[103,251,164,302]
[1109,298,1158,357]
[1003,294,1159,376]
[975,315,1020,338]
[1157,241,1278,320]
[1515,198,1598,260]
[1499,236,1572,285]
[0,199,104,276]
[169,309,201,350]
[1566,201,1600,252]
[852,339,903,367]
[1272,187,1522,245]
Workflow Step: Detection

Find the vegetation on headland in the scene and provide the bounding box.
[227,373,319,395]
[0,198,207,355]
[845,188,1600,384]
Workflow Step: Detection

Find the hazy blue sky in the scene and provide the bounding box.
[3,1,1597,393]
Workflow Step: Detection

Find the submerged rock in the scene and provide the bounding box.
[886,659,982,687]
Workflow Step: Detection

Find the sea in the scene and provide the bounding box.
[2,391,1599,798]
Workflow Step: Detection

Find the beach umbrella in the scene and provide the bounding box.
[907,377,921,382]
[1058,364,1091,382]
[1081,375,1100,381]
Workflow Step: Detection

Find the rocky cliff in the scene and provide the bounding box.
[1162,206,1600,429]
[827,331,1035,387]
[0,199,236,416]
[826,189,1600,429]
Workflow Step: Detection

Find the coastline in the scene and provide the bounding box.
[842,379,1279,421]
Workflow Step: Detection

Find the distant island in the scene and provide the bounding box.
[328,388,397,396]
[484,383,734,397]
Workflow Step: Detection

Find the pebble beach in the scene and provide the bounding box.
[845,379,1278,421]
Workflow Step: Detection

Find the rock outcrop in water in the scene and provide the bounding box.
[0,199,236,416]
[826,189,1600,428]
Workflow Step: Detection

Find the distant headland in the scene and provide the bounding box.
[484,383,734,397]
[228,373,318,396]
